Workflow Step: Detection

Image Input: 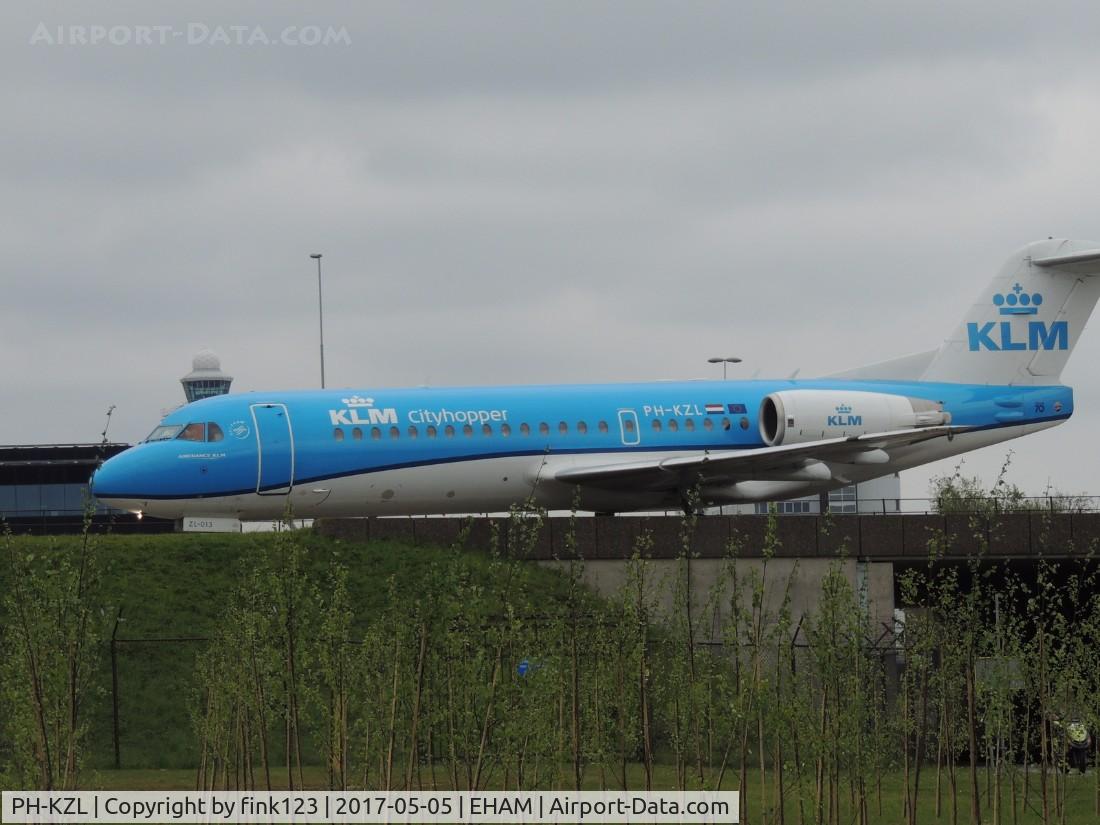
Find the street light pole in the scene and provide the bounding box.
[707,356,742,380]
[310,253,325,388]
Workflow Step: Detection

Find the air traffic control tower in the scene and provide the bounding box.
[180,349,233,403]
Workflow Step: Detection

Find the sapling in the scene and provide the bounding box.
[0,506,107,790]
[317,561,353,789]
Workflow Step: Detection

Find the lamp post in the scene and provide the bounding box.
[310,253,325,388]
[706,356,742,380]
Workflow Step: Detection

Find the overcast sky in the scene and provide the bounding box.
[4,1,1100,500]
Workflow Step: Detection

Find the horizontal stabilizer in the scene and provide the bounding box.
[1032,248,1100,273]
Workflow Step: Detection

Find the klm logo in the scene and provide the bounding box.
[329,395,399,426]
[967,286,1067,351]
[827,404,862,427]
[967,321,1068,352]
[994,282,1042,315]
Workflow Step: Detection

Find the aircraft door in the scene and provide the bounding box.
[251,403,295,495]
[617,409,640,446]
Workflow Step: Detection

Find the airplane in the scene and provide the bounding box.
[92,238,1100,520]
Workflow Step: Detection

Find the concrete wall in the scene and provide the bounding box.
[539,557,895,644]
[314,510,1100,645]
[313,511,1100,652]
[315,516,904,642]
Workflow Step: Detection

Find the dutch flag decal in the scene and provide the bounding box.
[704,403,724,414]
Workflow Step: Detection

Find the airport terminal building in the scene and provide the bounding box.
[0,443,172,533]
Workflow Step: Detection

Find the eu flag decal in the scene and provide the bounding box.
[728,403,747,414]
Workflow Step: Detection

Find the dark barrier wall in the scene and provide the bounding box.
[314,512,1100,560]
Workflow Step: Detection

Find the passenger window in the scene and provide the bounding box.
[408,425,419,438]
[482,423,492,436]
[740,417,750,430]
[668,419,679,432]
[624,419,636,433]
[577,421,588,434]
[684,418,695,432]
[520,423,531,436]
[207,422,224,442]
[371,427,382,440]
[558,421,568,435]
[722,417,731,431]
[178,423,205,442]
[427,425,437,438]
[598,420,609,433]
[445,425,455,438]
[651,419,662,432]
[334,428,344,441]
[501,423,512,437]
[352,427,363,441]
[539,422,550,435]
[389,426,400,439]
[703,418,714,431]
[463,424,474,437]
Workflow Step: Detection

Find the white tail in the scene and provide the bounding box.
[919,239,1100,385]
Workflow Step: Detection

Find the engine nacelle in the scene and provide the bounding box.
[759,390,949,446]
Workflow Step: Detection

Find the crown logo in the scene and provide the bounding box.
[835,403,852,415]
[341,395,374,407]
[993,283,1042,316]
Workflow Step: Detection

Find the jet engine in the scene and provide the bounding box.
[759,390,949,446]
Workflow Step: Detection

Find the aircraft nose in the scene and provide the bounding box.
[90,455,121,500]
[90,449,141,505]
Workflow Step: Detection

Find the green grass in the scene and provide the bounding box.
[2,530,576,770]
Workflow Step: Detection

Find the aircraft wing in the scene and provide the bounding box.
[552,425,968,491]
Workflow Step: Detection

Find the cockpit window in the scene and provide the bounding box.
[145,424,183,442]
[146,421,225,443]
[177,423,206,442]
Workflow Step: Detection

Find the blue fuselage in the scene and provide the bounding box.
[91,378,1072,518]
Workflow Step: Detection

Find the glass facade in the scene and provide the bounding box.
[183,378,232,403]
[828,485,858,514]
[755,500,813,514]
[0,482,110,516]
[747,475,902,516]
[0,444,131,520]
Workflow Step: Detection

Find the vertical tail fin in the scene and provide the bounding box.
[920,239,1100,385]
